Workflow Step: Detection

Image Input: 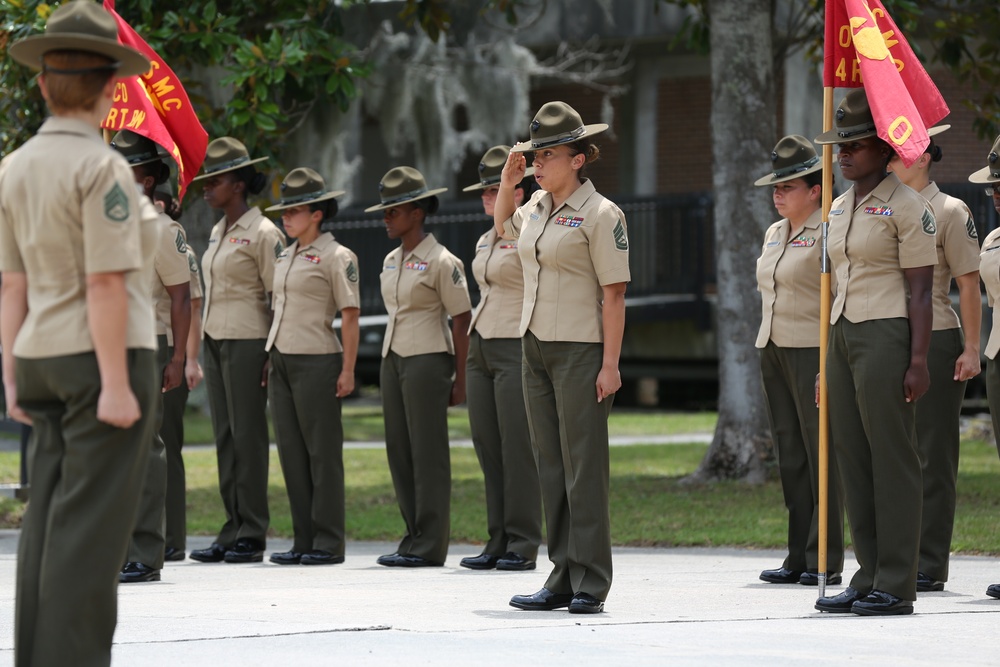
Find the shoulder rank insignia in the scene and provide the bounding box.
[274,240,284,259]
[613,219,629,251]
[174,230,188,253]
[451,265,463,285]
[967,215,978,240]
[346,261,358,283]
[103,183,130,222]
[921,209,936,235]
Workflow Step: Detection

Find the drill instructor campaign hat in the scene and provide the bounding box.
[510,101,608,153]
[364,166,447,213]
[815,88,951,146]
[9,0,149,77]
[265,168,345,212]
[462,145,536,192]
[110,130,167,168]
[191,137,268,181]
[753,135,823,187]
[968,135,1000,184]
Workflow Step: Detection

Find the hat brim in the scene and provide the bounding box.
[969,165,1000,184]
[510,124,609,153]
[265,190,345,212]
[753,160,824,187]
[928,124,951,137]
[461,167,536,192]
[813,126,878,145]
[364,188,448,213]
[9,34,149,78]
[191,156,269,181]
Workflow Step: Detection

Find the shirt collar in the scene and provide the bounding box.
[563,178,597,211]
[297,231,334,253]
[405,233,438,261]
[919,181,941,201]
[38,117,104,141]
[230,207,263,231]
[870,172,902,203]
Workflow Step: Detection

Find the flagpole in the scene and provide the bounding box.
[818,85,835,599]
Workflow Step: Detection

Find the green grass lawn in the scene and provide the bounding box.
[3,410,1000,554]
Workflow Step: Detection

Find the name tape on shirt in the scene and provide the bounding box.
[766,240,781,247]
[864,206,893,216]
[555,215,584,227]
[405,261,429,271]
[229,237,251,245]
[790,236,816,248]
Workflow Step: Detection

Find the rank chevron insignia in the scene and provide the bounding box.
[346,261,358,283]
[175,230,188,253]
[103,183,129,222]
[451,266,463,285]
[613,219,628,251]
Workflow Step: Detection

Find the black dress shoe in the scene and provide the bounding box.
[799,571,843,586]
[851,590,913,616]
[269,550,303,565]
[394,554,443,568]
[120,562,161,583]
[224,539,264,563]
[759,566,803,584]
[189,543,227,563]
[568,592,604,614]
[460,553,499,570]
[509,588,574,611]
[815,586,866,613]
[916,572,944,592]
[301,550,345,565]
[496,552,536,571]
[377,553,400,566]
[987,584,1000,599]
[163,547,186,562]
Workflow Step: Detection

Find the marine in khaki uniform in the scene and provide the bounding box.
[264,168,359,566]
[752,136,845,588]
[190,137,285,564]
[967,136,1000,601]
[460,146,543,572]
[162,240,205,562]
[888,127,981,593]
[1,4,158,664]
[814,89,937,617]
[111,131,192,585]
[496,102,631,615]
[366,166,472,567]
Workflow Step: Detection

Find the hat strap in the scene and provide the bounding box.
[205,155,253,174]
[836,123,876,139]
[42,62,121,75]
[380,186,429,206]
[278,189,326,207]
[531,125,586,149]
[479,174,501,187]
[773,155,820,178]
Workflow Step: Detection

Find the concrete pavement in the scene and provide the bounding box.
[2,531,999,666]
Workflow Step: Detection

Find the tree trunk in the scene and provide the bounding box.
[690,0,776,483]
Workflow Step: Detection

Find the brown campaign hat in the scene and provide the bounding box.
[753,135,823,187]
[9,0,149,77]
[364,166,447,213]
[814,89,878,145]
[111,130,166,168]
[265,168,344,212]
[462,145,536,192]
[510,101,608,153]
[192,137,268,181]
[968,135,1000,184]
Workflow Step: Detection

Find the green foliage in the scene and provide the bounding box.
[0,0,53,157]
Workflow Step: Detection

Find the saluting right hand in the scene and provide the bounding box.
[97,385,141,429]
[500,150,526,188]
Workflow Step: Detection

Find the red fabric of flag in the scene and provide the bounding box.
[100,0,207,199]
[823,0,949,166]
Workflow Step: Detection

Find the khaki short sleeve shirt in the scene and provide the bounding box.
[979,227,1000,359]
[152,215,193,340]
[266,232,360,354]
[502,179,630,342]
[755,209,825,348]
[828,173,938,325]
[201,207,285,340]
[920,183,981,331]
[469,228,524,339]
[187,247,204,300]
[0,117,156,357]
[380,233,472,358]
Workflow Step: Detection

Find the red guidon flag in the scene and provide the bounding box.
[823,0,949,166]
[100,0,207,199]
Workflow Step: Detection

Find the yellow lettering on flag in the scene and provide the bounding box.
[888,116,914,146]
[126,110,147,130]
